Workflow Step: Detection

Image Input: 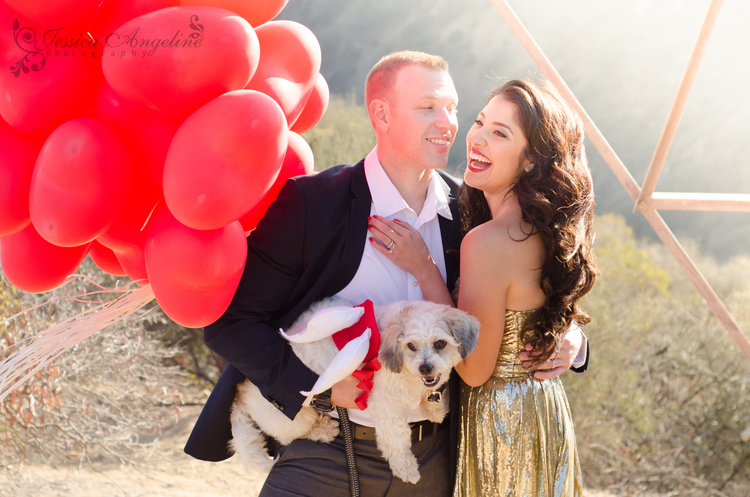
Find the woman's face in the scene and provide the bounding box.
[463,95,531,196]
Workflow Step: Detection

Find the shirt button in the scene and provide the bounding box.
[412,281,418,287]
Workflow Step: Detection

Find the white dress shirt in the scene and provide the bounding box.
[333,147,452,427]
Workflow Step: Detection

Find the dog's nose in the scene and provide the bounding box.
[419,364,433,376]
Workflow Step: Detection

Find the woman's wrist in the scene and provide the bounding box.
[411,256,439,284]
[412,259,455,306]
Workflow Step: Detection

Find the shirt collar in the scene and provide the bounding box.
[364,147,453,228]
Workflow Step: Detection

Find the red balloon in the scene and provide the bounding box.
[145,203,247,328]
[239,131,313,231]
[3,0,102,29]
[102,6,260,118]
[97,181,162,284]
[115,243,149,283]
[89,240,127,277]
[0,5,103,136]
[163,90,287,230]
[95,81,182,188]
[179,0,288,27]
[246,21,321,127]
[92,0,181,43]
[0,224,90,293]
[0,126,44,236]
[29,118,133,247]
[291,73,330,134]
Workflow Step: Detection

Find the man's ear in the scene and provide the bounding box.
[369,99,389,132]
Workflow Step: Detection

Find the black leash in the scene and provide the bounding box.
[336,406,360,497]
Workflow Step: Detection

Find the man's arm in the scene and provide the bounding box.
[203,180,318,420]
[519,323,589,379]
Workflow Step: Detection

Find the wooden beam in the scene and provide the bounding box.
[489,0,750,364]
[642,209,750,363]
[636,0,725,210]
[651,192,750,212]
[489,0,641,202]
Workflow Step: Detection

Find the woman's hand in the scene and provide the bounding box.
[368,215,434,278]
[519,322,584,379]
[368,215,454,307]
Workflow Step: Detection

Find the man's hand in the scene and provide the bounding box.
[519,323,584,380]
[330,375,365,409]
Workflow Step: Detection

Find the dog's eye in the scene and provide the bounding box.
[407,343,417,352]
[434,340,447,350]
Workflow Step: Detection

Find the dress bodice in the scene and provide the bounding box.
[493,308,543,381]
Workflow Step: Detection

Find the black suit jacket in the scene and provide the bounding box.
[184,160,464,468]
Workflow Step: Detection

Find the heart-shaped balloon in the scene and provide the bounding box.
[102,5,260,118]
[0,4,103,136]
[29,118,133,247]
[0,223,90,293]
[145,202,247,327]
[164,89,287,230]
[246,20,321,127]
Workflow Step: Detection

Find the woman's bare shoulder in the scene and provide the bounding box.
[462,219,544,273]
[463,218,540,252]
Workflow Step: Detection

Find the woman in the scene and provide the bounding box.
[367,78,596,496]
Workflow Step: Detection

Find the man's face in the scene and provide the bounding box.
[386,65,459,171]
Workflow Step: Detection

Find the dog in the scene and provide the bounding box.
[229,298,480,484]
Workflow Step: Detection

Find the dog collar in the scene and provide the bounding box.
[427,383,447,403]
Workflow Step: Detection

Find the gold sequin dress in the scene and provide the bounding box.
[453,309,582,497]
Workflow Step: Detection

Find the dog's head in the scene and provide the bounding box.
[378,301,480,388]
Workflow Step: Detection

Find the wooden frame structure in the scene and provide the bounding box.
[489,0,750,362]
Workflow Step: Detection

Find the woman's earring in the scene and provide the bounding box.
[525,163,535,173]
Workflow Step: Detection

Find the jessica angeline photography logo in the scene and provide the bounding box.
[9,15,205,77]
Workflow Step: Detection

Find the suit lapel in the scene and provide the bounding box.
[326,160,371,296]
[437,172,462,296]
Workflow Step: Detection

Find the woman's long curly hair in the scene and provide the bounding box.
[458,79,598,364]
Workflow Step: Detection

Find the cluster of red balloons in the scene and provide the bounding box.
[0,0,328,327]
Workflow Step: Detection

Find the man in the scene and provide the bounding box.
[185,51,587,496]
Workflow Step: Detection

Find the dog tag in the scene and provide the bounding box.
[427,384,446,403]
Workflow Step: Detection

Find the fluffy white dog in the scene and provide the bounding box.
[229,298,480,484]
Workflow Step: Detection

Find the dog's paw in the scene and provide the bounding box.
[390,454,421,484]
[307,415,340,443]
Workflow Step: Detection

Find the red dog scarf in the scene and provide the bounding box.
[332,300,381,410]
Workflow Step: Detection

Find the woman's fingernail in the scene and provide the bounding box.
[369,237,373,242]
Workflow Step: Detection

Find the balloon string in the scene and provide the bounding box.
[0,276,144,352]
[141,195,163,232]
[0,283,156,402]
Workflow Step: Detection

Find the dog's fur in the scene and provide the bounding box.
[229,298,480,483]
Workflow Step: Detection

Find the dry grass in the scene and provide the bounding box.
[564,215,750,496]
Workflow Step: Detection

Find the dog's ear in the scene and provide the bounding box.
[446,309,480,358]
[379,321,405,373]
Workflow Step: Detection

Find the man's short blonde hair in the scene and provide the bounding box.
[364,51,449,107]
